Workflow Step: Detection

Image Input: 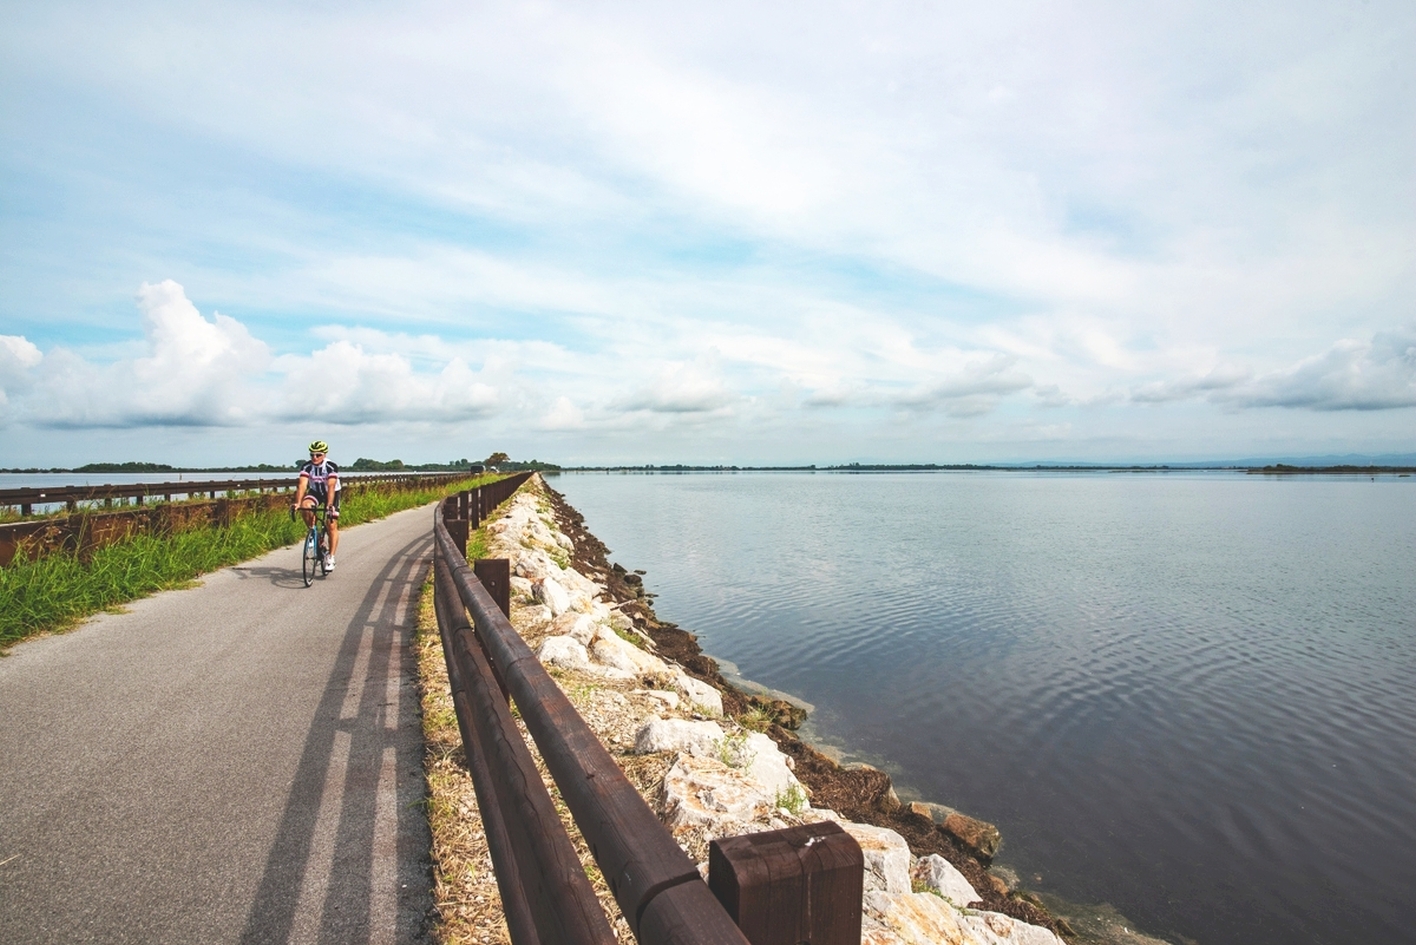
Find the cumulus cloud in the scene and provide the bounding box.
[615,361,737,414]
[275,341,498,423]
[3,282,504,431]
[18,281,270,428]
[1223,326,1416,411]
[539,395,585,431]
[1128,327,1416,412]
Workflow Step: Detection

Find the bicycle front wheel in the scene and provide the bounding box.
[302,532,317,587]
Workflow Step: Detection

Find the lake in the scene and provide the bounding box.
[552,470,1416,945]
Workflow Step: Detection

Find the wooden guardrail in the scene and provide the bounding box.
[0,472,470,567]
[0,472,467,516]
[433,475,863,945]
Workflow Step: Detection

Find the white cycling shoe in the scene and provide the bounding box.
[325,555,336,571]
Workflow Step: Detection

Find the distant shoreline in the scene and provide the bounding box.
[556,463,1416,475]
[7,462,1414,477]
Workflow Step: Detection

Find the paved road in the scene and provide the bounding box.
[0,504,438,945]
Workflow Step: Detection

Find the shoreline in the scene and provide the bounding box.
[420,473,1175,944]
[532,484,1104,940]
[539,478,1184,945]
[536,479,1079,940]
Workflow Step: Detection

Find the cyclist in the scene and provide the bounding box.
[293,439,341,570]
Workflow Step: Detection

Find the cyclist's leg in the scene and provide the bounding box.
[298,494,319,527]
[327,492,341,556]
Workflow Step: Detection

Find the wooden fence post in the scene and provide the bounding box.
[473,558,511,618]
[708,821,864,945]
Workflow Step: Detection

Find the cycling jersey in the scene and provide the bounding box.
[298,460,340,500]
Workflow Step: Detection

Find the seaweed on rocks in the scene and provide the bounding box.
[538,480,1071,940]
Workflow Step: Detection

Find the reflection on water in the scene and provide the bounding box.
[555,470,1416,945]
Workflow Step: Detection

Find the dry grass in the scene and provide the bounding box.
[415,477,724,944]
[415,576,511,945]
[415,578,645,943]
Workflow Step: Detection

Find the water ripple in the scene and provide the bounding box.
[558,471,1416,945]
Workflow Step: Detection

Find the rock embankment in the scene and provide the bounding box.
[483,475,1071,944]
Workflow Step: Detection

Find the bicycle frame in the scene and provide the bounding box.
[292,504,330,586]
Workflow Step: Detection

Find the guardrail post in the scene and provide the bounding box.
[473,558,511,618]
[708,821,864,945]
[443,497,469,558]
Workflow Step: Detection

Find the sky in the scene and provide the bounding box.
[1,0,1413,468]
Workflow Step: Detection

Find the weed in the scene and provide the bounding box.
[715,731,757,769]
[613,626,647,650]
[738,705,774,733]
[775,783,808,815]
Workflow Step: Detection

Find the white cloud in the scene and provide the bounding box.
[3,2,1414,462]
[1128,327,1416,412]
[19,281,270,428]
[896,355,1034,417]
[1224,326,1416,411]
[539,396,585,431]
[615,360,737,415]
[274,341,499,423]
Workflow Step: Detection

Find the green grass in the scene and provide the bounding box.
[0,475,496,650]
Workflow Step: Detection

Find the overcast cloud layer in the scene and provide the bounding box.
[1,1,1412,466]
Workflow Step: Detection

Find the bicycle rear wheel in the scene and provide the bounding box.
[302,531,317,587]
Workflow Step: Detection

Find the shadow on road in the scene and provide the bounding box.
[229,564,311,590]
[239,531,435,945]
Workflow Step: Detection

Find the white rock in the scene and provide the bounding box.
[677,674,724,718]
[634,718,725,756]
[551,612,598,644]
[590,629,671,677]
[585,665,638,682]
[537,636,590,670]
[509,575,534,599]
[554,531,574,551]
[843,822,912,897]
[912,854,982,908]
[660,753,781,829]
[635,689,681,710]
[609,610,634,632]
[739,732,804,800]
[534,576,572,616]
[960,912,1065,945]
[863,892,972,945]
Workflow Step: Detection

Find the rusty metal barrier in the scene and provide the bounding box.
[0,471,468,516]
[0,471,478,567]
[432,476,863,945]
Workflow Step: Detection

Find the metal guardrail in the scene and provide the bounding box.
[432,475,863,945]
[0,472,469,516]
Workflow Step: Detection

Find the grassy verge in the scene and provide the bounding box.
[0,475,492,650]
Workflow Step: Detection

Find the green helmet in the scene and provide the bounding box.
[308,440,329,454]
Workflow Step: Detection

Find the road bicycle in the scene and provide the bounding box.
[292,504,331,587]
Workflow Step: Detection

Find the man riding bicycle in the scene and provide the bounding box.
[293,439,340,570]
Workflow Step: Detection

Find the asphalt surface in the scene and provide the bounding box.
[0,504,438,945]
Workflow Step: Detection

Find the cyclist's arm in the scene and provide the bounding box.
[325,472,338,507]
[294,473,309,507]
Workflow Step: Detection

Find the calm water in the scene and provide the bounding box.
[553,471,1416,945]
